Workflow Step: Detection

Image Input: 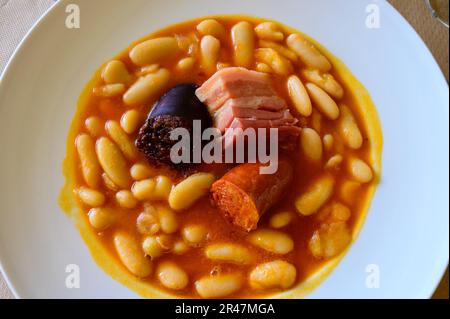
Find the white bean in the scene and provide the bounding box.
[300,128,323,162]
[195,274,242,298]
[255,48,293,76]
[88,207,115,230]
[182,224,207,244]
[142,236,163,258]
[302,69,344,99]
[102,60,131,84]
[196,19,226,39]
[248,229,293,254]
[231,21,255,68]
[113,231,152,277]
[77,187,105,207]
[93,84,126,97]
[168,173,215,210]
[249,260,297,289]
[254,22,284,41]
[306,83,339,120]
[322,134,334,152]
[131,178,156,201]
[129,37,179,66]
[259,40,297,62]
[116,190,138,209]
[157,206,179,234]
[205,243,253,265]
[105,120,138,160]
[287,75,312,116]
[85,117,104,138]
[338,104,363,149]
[76,134,102,188]
[157,262,189,290]
[309,222,351,259]
[325,154,344,170]
[286,33,331,72]
[269,211,294,229]
[295,174,334,216]
[123,68,170,106]
[200,35,221,75]
[120,110,141,134]
[130,163,155,180]
[95,137,131,188]
[347,158,373,183]
[175,57,195,73]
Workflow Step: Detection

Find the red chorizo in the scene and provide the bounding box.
[210,160,293,231]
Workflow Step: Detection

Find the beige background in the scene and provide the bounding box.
[0,0,448,299]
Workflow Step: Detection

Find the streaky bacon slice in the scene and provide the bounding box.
[214,106,294,133]
[195,67,276,111]
[220,95,287,112]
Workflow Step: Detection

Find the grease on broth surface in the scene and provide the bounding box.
[60,15,382,298]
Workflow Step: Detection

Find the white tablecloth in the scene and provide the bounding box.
[0,0,54,299]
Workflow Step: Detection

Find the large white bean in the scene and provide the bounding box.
[131,178,156,200]
[337,104,363,149]
[88,207,115,230]
[269,211,294,229]
[115,190,138,209]
[195,274,242,298]
[205,243,253,265]
[249,260,297,289]
[102,60,131,84]
[105,120,138,160]
[300,128,323,162]
[77,187,105,207]
[302,69,344,99]
[157,261,189,290]
[200,35,221,75]
[259,40,297,62]
[168,173,215,210]
[347,157,373,183]
[196,19,226,39]
[248,229,293,254]
[76,134,102,188]
[182,224,207,244]
[295,174,334,216]
[254,22,284,41]
[130,163,155,180]
[157,206,179,234]
[129,37,179,66]
[120,110,141,134]
[113,231,152,277]
[123,68,170,106]
[231,21,255,68]
[306,83,340,120]
[95,137,131,188]
[255,48,293,76]
[85,116,104,138]
[287,75,312,116]
[286,34,331,72]
[308,222,352,259]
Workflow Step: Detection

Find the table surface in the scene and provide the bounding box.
[0,0,448,299]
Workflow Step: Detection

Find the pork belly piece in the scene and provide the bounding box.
[211,160,293,231]
[221,95,287,112]
[221,117,301,151]
[195,67,276,112]
[214,106,294,133]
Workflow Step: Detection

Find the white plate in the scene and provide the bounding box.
[0,0,448,298]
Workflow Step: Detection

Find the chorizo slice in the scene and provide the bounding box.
[211,160,293,231]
